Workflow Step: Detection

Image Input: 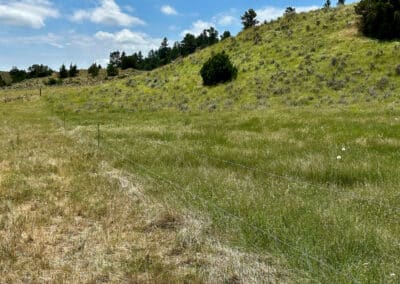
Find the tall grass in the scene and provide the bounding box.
[58,106,400,282]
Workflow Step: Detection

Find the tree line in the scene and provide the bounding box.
[2,0,400,87]
[105,27,231,76]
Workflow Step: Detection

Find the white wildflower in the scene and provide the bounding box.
[337,155,342,160]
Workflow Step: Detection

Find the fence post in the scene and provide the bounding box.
[63,111,65,128]
[39,87,42,97]
[97,123,100,148]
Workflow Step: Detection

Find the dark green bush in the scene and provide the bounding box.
[0,76,6,87]
[45,77,61,86]
[59,64,68,79]
[106,63,119,77]
[88,63,101,77]
[355,0,400,40]
[200,52,238,86]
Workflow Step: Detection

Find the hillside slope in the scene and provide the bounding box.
[45,5,400,113]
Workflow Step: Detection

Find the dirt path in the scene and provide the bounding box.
[0,101,284,283]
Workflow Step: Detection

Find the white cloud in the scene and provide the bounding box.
[296,6,320,13]
[0,32,64,48]
[217,15,236,26]
[161,5,178,16]
[0,0,58,29]
[94,29,161,54]
[256,6,319,23]
[181,20,214,37]
[72,0,145,27]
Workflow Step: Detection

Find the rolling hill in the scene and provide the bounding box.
[0,4,399,283]
[42,4,400,113]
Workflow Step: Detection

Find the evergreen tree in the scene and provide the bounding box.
[159,37,171,65]
[27,64,53,78]
[221,31,231,40]
[181,33,197,56]
[207,27,219,45]
[285,7,296,17]
[170,41,181,60]
[109,51,121,68]
[106,63,119,77]
[69,64,79,77]
[9,67,27,83]
[88,63,101,77]
[241,9,259,29]
[337,0,345,5]
[355,0,400,40]
[0,75,6,87]
[200,52,238,86]
[324,0,331,9]
[59,64,68,79]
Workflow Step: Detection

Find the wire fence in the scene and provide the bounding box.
[133,137,400,214]
[65,119,373,283]
[51,113,400,283]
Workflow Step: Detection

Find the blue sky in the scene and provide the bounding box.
[0,0,357,70]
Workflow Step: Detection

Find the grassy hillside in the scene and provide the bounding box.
[42,4,400,113]
[0,4,399,283]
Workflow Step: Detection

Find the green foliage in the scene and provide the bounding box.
[69,64,79,77]
[241,9,259,29]
[355,0,400,40]
[59,64,68,79]
[324,0,331,9]
[0,75,6,87]
[181,33,197,56]
[107,63,119,77]
[284,7,296,18]
[200,52,238,86]
[221,31,231,40]
[337,0,345,5]
[45,77,61,86]
[9,67,27,83]
[109,51,122,68]
[27,64,53,78]
[88,63,101,77]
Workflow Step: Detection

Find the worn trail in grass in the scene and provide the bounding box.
[1,100,283,283]
[56,105,400,283]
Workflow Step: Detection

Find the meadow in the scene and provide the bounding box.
[0,4,399,283]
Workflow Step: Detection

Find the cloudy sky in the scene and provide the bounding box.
[0,0,356,70]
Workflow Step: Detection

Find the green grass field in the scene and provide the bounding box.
[1,4,400,283]
[53,104,398,283]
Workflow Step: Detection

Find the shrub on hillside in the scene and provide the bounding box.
[45,77,61,86]
[106,63,119,77]
[200,52,238,86]
[396,64,400,75]
[88,63,101,77]
[59,64,68,79]
[355,0,400,40]
[69,64,79,77]
[241,9,259,29]
[27,64,53,78]
[9,67,27,83]
[0,75,6,87]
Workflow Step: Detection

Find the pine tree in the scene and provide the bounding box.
[221,31,231,40]
[181,33,197,56]
[355,0,400,40]
[106,63,119,77]
[324,0,331,9]
[88,63,100,77]
[241,9,259,29]
[69,64,79,77]
[59,64,68,79]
